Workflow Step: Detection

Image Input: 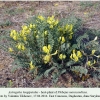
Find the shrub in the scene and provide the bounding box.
[8,15,100,83]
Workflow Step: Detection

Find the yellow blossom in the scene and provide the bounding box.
[92,50,96,55]
[47,15,58,28]
[29,24,36,29]
[23,36,27,41]
[10,30,19,40]
[13,35,18,41]
[42,45,51,54]
[38,15,45,21]
[29,24,33,28]
[70,53,78,62]
[10,30,16,37]
[22,25,28,30]
[65,24,73,32]
[87,61,91,66]
[21,45,25,51]
[59,54,66,60]
[70,50,82,62]
[9,47,13,52]
[29,61,35,70]
[33,24,36,28]
[44,31,48,35]
[77,51,82,58]
[43,55,51,64]
[87,60,96,67]
[59,36,65,44]
[16,43,25,51]
[50,25,53,28]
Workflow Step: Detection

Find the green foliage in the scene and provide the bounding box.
[8,15,100,83]
[0,20,12,27]
[80,1,94,11]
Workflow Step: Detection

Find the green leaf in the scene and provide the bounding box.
[34,73,43,81]
[44,67,56,77]
[71,66,88,75]
[66,60,76,66]
[48,33,54,52]
[60,69,66,75]
[52,72,59,83]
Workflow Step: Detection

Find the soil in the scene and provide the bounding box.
[0,1,100,88]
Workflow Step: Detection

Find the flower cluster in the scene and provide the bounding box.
[9,15,75,68]
[87,60,96,67]
[59,54,66,60]
[47,15,58,28]
[58,24,73,39]
[16,43,25,51]
[10,30,19,41]
[70,50,82,62]
[42,45,58,64]
[59,36,65,44]
[42,45,51,54]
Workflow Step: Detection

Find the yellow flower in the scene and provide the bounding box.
[29,61,35,70]
[50,25,53,28]
[10,30,19,40]
[38,15,45,21]
[87,61,91,66]
[16,43,25,51]
[61,37,65,43]
[23,36,27,41]
[92,50,96,55]
[73,53,79,62]
[54,19,59,26]
[21,45,25,51]
[42,45,51,54]
[9,47,13,52]
[70,50,82,62]
[65,24,73,32]
[29,24,33,28]
[77,51,82,58]
[42,46,49,54]
[10,30,16,37]
[59,36,65,44]
[22,25,28,30]
[33,24,36,28]
[29,24,36,29]
[17,43,21,50]
[73,49,75,53]
[48,45,51,50]
[70,53,78,62]
[44,31,48,35]
[47,15,58,27]
[59,54,66,60]
[43,55,51,64]
[13,35,18,41]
